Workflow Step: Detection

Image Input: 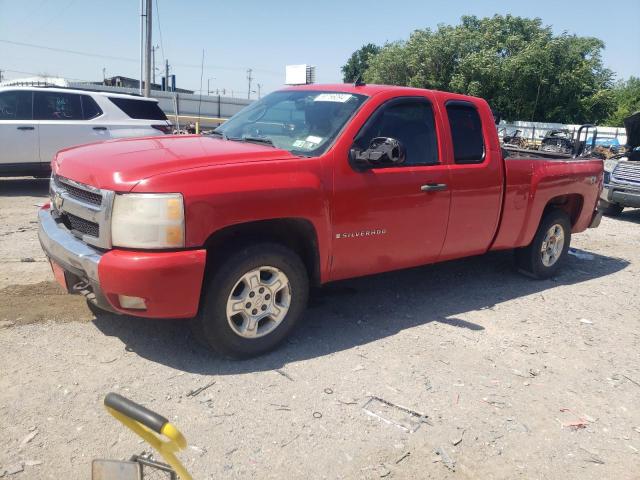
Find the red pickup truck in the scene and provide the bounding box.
[39,84,603,357]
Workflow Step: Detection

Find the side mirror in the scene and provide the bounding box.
[349,137,406,170]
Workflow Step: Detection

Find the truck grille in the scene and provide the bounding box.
[50,174,114,249]
[612,162,640,185]
[64,212,100,237]
[54,175,103,206]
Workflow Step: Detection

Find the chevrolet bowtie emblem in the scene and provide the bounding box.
[53,192,64,211]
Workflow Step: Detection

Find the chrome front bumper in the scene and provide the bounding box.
[601,183,640,208]
[38,208,116,313]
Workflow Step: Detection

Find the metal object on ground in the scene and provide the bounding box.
[102,393,192,480]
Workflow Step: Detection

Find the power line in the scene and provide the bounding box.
[155,0,166,65]
[0,39,281,76]
[27,0,78,37]
[14,0,49,26]
[0,39,139,63]
[1,68,95,83]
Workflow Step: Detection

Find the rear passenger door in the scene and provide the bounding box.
[438,100,504,260]
[35,91,110,164]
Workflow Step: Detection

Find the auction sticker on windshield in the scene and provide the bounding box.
[314,93,354,103]
[293,136,324,150]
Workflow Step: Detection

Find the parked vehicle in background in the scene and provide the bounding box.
[0,86,172,177]
[600,112,640,216]
[38,83,603,358]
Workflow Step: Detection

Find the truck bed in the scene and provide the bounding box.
[491,155,603,250]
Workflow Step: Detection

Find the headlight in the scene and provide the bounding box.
[603,159,618,173]
[111,193,185,249]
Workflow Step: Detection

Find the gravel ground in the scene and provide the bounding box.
[1,177,639,479]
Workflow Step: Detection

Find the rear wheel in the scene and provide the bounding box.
[192,243,309,358]
[515,209,571,279]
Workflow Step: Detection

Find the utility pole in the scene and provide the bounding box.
[207,77,215,95]
[246,68,253,100]
[257,83,262,99]
[0,69,5,83]
[151,45,159,86]
[139,0,144,95]
[143,0,152,97]
[165,59,170,91]
[102,67,106,83]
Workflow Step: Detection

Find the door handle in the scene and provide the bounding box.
[92,126,107,131]
[17,126,35,131]
[421,183,448,192]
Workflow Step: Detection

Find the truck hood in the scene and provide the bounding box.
[53,135,295,191]
[624,112,640,150]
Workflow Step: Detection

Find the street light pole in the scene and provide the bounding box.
[152,45,159,86]
[143,0,152,97]
[246,68,253,100]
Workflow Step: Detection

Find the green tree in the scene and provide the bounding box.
[341,43,381,83]
[605,77,640,126]
[353,15,615,123]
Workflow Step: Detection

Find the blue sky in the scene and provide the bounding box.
[1,0,639,97]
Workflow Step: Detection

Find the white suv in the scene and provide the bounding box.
[0,86,172,177]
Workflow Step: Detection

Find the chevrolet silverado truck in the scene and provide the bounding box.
[38,84,604,357]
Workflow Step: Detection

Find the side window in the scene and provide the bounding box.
[446,102,485,164]
[81,95,103,120]
[34,92,83,120]
[0,91,33,120]
[355,99,439,166]
[108,97,168,120]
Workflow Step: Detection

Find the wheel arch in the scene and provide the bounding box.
[542,193,584,228]
[203,218,321,287]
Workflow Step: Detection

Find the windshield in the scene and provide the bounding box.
[214,90,368,156]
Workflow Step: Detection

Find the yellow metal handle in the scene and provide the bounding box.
[105,403,192,480]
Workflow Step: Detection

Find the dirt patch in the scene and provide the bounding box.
[0,281,92,326]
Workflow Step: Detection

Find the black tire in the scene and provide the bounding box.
[192,243,309,358]
[515,209,571,279]
[600,202,624,217]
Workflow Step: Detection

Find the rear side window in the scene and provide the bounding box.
[34,91,83,120]
[446,102,485,164]
[0,91,33,120]
[108,97,167,120]
[80,95,103,120]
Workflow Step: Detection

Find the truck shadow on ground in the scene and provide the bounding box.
[614,209,640,224]
[0,178,49,197]
[92,247,628,374]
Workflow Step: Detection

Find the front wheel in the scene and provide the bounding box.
[192,243,309,358]
[515,209,571,279]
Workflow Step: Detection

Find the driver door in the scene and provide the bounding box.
[330,96,451,281]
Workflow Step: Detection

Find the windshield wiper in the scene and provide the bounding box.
[239,136,275,147]
[209,130,227,140]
